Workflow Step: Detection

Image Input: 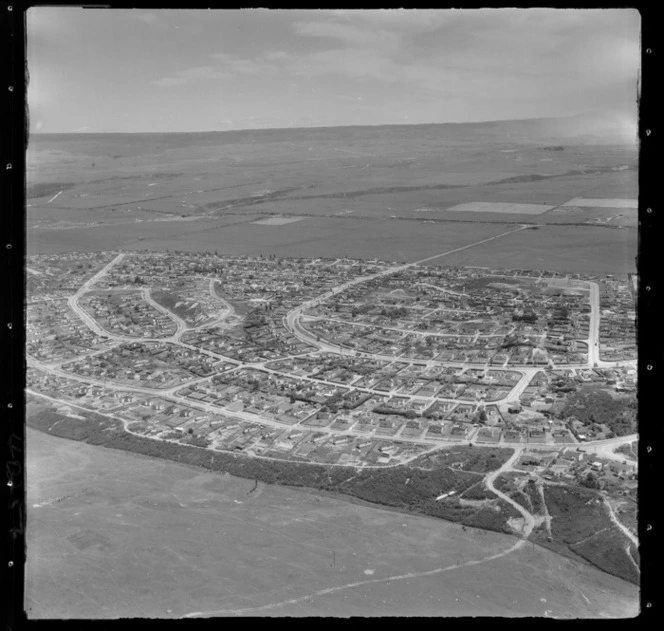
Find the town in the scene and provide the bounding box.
[27,251,637,477]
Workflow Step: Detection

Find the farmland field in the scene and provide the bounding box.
[443,202,555,214]
[562,198,638,208]
[26,429,639,618]
[27,125,638,274]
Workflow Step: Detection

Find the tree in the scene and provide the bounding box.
[580,472,600,489]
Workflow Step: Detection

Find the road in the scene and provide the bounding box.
[195,279,236,330]
[47,190,63,204]
[484,445,536,539]
[576,434,638,461]
[141,288,187,342]
[67,253,126,338]
[586,282,601,367]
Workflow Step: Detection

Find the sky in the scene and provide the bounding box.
[27,8,641,134]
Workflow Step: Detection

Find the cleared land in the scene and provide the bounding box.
[251,216,308,226]
[562,198,638,209]
[442,202,555,214]
[26,429,639,619]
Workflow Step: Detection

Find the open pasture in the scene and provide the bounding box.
[443,202,554,214]
[562,198,638,209]
[27,128,637,226]
[251,216,308,226]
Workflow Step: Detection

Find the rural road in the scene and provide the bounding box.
[484,445,536,539]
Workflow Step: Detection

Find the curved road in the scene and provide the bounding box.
[484,446,536,539]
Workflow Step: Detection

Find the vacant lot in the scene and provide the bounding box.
[26,429,638,618]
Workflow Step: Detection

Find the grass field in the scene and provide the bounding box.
[251,216,308,225]
[562,198,638,209]
[443,202,554,214]
[26,429,639,618]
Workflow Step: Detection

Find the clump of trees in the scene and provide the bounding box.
[560,387,636,436]
[580,472,601,489]
[512,312,538,324]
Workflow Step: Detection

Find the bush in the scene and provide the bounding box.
[572,527,640,585]
[544,485,608,544]
[580,472,601,489]
[525,480,543,514]
[461,505,512,534]
[560,388,636,436]
[461,483,495,500]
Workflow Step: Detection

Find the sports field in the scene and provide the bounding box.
[26,429,639,618]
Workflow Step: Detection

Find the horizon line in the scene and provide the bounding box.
[29,109,631,137]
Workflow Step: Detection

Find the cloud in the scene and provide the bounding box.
[153,51,291,87]
[150,9,639,125]
[211,53,279,75]
[330,9,450,32]
[264,51,293,62]
[152,65,230,87]
[132,11,161,26]
[292,19,399,50]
